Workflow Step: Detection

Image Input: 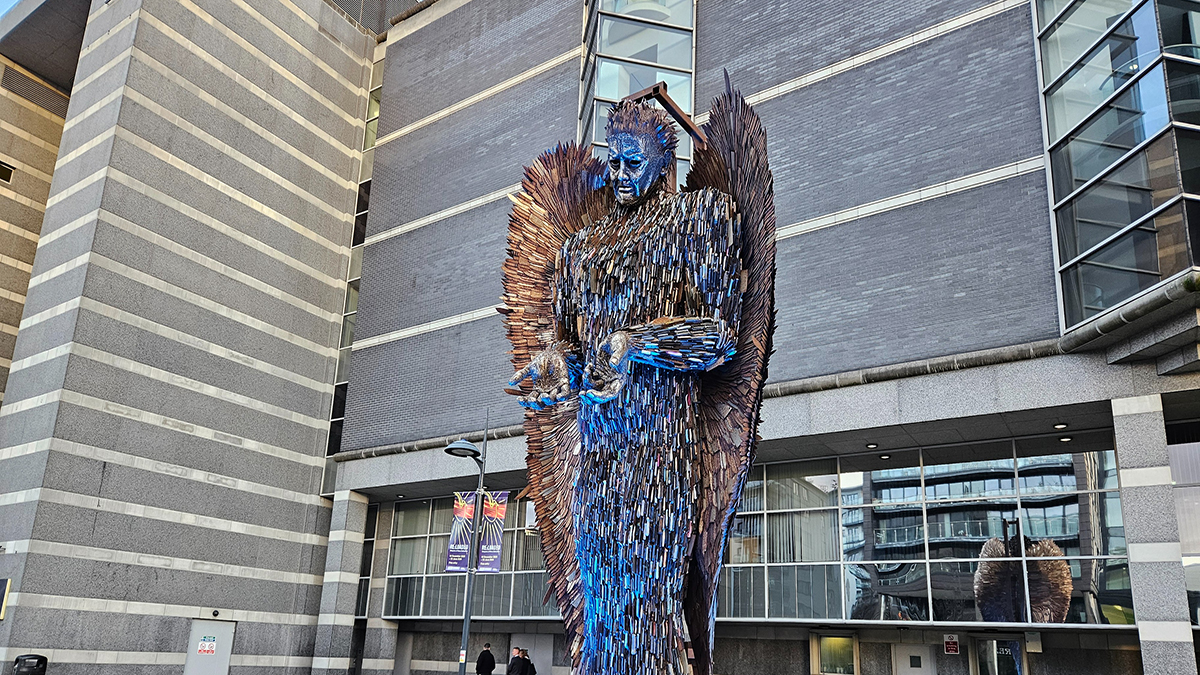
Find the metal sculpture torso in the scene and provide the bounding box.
[503,89,775,675]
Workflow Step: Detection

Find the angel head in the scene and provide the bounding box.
[605,100,678,206]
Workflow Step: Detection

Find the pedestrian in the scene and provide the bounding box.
[475,643,495,675]
[519,649,535,675]
[507,646,526,675]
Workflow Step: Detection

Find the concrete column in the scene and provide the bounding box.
[1113,394,1197,675]
[314,490,370,675]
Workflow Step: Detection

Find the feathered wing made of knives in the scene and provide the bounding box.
[502,80,775,675]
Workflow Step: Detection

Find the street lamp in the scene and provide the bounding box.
[443,433,487,675]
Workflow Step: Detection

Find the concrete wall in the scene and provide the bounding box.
[0,0,372,670]
[0,56,66,402]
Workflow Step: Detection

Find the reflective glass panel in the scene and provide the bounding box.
[843,506,924,561]
[389,537,427,575]
[819,636,855,675]
[335,347,351,384]
[344,279,360,315]
[422,574,465,616]
[930,560,995,622]
[340,313,355,348]
[717,565,766,617]
[726,513,763,564]
[595,58,692,113]
[1061,203,1188,325]
[925,500,1019,559]
[1050,64,1168,200]
[1179,129,1200,192]
[359,544,374,577]
[1168,60,1200,126]
[363,118,378,150]
[1183,557,1200,624]
[1021,491,1126,556]
[349,246,362,280]
[383,576,422,617]
[1045,2,1160,141]
[767,510,839,562]
[513,572,559,616]
[359,147,374,182]
[593,100,612,145]
[844,563,929,621]
[1056,133,1179,262]
[1159,0,1200,59]
[425,535,449,574]
[471,573,512,616]
[599,15,691,70]
[767,459,838,509]
[1176,487,1200,555]
[768,565,842,619]
[840,451,920,505]
[367,87,381,120]
[1037,0,1076,29]
[392,501,429,537]
[600,0,693,27]
[738,464,764,512]
[370,60,384,89]
[355,577,369,617]
[923,442,1016,500]
[515,531,545,571]
[977,639,1022,675]
[1017,448,1118,493]
[1056,558,1134,623]
[430,498,456,534]
[1041,0,1138,84]
[326,419,342,455]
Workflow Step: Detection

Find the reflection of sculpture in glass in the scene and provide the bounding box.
[974,534,1072,674]
[502,81,775,675]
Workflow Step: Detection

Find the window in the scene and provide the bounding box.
[975,639,1024,675]
[355,504,379,617]
[583,0,695,179]
[0,161,12,183]
[811,635,857,675]
[723,431,1132,625]
[382,497,557,619]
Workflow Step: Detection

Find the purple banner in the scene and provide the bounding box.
[478,491,509,573]
[445,491,509,573]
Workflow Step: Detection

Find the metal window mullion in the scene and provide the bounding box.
[595,53,693,75]
[1039,0,1152,94]
[1048,52,1167,149]
[1050,119,1171,210]
[1056,193,1183,270]
[1061,264,1199,332]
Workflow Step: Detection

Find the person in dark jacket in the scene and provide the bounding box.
[507,647,526,675]
[520,649,536,675]
[475,643,495,675]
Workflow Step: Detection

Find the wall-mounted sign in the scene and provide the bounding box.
[0,578,10,620]
[197,635,217,655]
[943,634,959,655]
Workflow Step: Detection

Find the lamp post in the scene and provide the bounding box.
[444,431,487,675]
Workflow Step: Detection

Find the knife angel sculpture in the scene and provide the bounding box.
[502,78,776,675]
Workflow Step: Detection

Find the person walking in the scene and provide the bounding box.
[519,649,536,675]
[475,643,495,675]
[507,647,526,675]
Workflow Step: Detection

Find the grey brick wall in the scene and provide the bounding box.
[376,0,579,136]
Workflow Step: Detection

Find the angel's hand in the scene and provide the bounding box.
[581,331,630,405]
[508,344,575,411]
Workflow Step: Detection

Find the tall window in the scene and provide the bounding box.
[581,0,695,178]
[322,59,383,490]
[722,432,1131,625]
[382,497,558,619]
[1038,0,1200,329]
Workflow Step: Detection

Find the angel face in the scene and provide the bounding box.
[607,131,670,206]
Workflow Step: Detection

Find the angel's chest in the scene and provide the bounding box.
[566,220,688,307]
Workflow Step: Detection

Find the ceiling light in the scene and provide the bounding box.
[1059,437,1072,442]
[879,454,891,460]
[866,443,878,449]
[1053,423,1068,430]
[396,494,404,499]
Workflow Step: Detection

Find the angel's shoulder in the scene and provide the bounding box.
[674,187,735,216]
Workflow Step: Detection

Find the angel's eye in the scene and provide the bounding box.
[628,159,642,168]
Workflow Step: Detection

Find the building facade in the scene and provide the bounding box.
[1,0,1200,675]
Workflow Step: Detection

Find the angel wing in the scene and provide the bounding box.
[681,76,777,675]
[501,143,611,669]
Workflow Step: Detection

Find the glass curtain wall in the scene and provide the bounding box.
[721,432,1132,625]
[1168,439,1200,623]
[382,496,558,619]
[1039,0,1200,329]
[581,0,696,178]
[322,59,382,492]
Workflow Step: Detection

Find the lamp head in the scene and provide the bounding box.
[444,439,481,459]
